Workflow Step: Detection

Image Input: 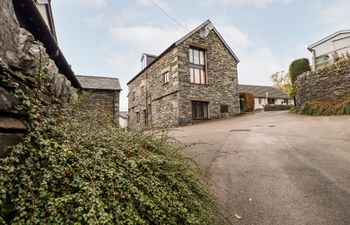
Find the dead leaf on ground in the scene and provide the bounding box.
[235,214,242,219]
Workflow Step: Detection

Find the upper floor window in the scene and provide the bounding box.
[163,71,170,84]
[189,48,206,84]
[131,91,135,101]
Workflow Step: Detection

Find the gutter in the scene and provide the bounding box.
[12,0,82,89]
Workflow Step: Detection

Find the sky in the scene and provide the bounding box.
[51,0,350,111]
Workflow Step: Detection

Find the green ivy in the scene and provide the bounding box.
[0,80,229,224]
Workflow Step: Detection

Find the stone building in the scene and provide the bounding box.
[76,75,121,125]
[127,20,240,129]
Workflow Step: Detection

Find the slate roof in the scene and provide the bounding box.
[239,84,290,99]
[127,19,239,85]
[76,75,121,91]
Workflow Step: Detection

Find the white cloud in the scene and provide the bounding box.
[312,0,350,29]
[56,0,107,8]
[201,0,293,7]
[135,0,171,11]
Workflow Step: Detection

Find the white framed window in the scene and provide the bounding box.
[189,48,206,84]
[163,71,170,84]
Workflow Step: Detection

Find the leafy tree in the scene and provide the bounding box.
[270,71,293,97]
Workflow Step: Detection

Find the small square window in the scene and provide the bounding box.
[163,72,170,83]
[220,105,229,113]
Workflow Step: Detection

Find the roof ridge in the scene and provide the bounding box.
[76,75,119,80]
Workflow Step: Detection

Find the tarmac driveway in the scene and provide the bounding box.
[170,111,350,225]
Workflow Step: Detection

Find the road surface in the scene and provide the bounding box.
[171,111,350,225]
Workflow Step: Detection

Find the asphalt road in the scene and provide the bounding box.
[170,111,350,225]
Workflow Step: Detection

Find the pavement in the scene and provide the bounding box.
[170,111,350,225]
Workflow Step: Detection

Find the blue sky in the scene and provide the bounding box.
[51,0,350,111]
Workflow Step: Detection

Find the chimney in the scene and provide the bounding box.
[141,53,157,70]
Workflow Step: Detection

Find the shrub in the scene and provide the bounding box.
[298,97,350,116]
[239,92,255,112]
[0,96,228,224]
[263,104,291,111]
[289,58,311,86]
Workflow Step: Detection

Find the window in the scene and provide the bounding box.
[131,91,135,101]
[141,86,145,96]
[143,110,148,125]
[189,48,206,84]
[220,105,229,113]
[192,101,208,119]
[136,112,140,122]
[258,98,262,104]
[163,72,170,83]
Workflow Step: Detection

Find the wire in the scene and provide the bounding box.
[149,0,190,31]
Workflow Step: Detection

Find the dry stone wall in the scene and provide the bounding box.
[295,62,350,107]
[0,0,77,156]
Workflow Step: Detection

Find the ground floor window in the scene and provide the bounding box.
[258,98,262,104]
[136,112,140,122]
[268,98,275,105]
[192,101,208,119]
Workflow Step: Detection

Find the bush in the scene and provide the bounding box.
[298,97,350,116]
[239,92,255,112]
[289,58,311,86]
[263,104,291,111]
[0,96,228,224]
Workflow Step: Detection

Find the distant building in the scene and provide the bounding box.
[76,75,121,124]
[239,85,293,110]
[119,112,128,129]
[127,20,240,130]
[308,30,350,70]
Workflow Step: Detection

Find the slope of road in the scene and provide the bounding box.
[171,111,350,225]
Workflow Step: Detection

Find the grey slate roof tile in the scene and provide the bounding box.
[76,75,121,91]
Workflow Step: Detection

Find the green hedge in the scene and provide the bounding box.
[289,58,311,86]
[263,104,291,111]
[0,95,229,224]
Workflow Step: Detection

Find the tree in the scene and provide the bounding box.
[270,71,293,97]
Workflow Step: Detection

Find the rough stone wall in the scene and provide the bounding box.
[295,63,350,107]
[0,0,77,156]
[85,90,120,125]
[128,48,179,130]
[177,29,240,125]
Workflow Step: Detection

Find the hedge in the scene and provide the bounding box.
[239,92,255,112]
[289,58,311,86]
[263,104,291,111]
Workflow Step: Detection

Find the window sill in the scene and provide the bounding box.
[190,83,209,86]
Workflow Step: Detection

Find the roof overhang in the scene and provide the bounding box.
[308,30,350,51]
[13,0,81,89]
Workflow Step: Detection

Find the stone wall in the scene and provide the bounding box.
[295,62,350,107]
[85,90,120,125]
[128,23,240,130]
[0,0,77,156]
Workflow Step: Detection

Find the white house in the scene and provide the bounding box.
[239,85,293,110]
[308,30,350,70]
